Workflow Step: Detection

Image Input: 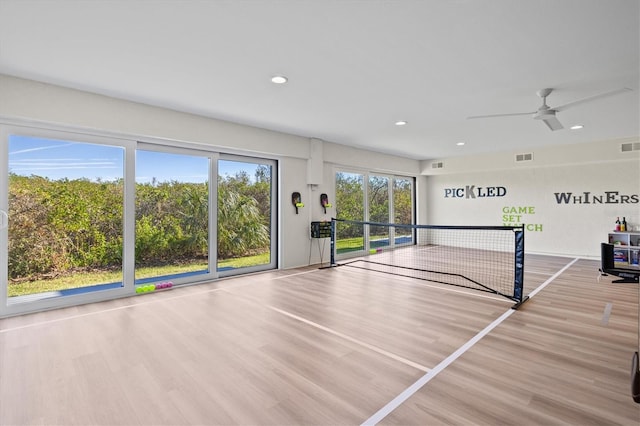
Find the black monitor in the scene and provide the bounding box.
[600,243,640,284]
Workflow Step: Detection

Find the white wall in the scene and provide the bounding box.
[424,141,640,258]
[0,74,422,269]
[420,138,640,175]
[0,74,309,158]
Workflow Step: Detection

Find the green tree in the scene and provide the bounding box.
[134,180,208,264]
[217,180,270,258]
[393,178,413,224]
[8,174,124,279]
[335,172,364,239]
[8,169,273,281]
[368,176,389,223]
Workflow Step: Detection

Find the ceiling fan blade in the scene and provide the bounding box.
[542,115,564,131]
[554,87,632,112]
[467,111,535,120]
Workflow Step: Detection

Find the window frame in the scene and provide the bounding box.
[334,167,416,260]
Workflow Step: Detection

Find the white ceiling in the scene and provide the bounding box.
[0,0,638,160]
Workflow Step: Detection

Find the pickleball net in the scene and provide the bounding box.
[329,218,526,305]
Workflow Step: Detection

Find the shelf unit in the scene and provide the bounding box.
[608,231,640,268]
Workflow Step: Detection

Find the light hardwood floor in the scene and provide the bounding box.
[0,254,638,425]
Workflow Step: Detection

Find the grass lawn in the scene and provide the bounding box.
[336,236,364,253]
[8,252,271,297]
[218,252,270,269]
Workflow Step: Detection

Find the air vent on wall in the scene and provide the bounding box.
[431,162,444,169]
[621,142,640,152]
[515,153,533,162]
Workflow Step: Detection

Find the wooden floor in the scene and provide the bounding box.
[0,254,638,425]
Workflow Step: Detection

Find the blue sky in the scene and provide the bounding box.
[9,135,264,183]
[9,135,124,181]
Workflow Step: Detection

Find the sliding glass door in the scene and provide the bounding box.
[135,147,215,286]
[393,177,414,245]
[217,157,277,275]
[335,171,365,254]
[369,175,390,249]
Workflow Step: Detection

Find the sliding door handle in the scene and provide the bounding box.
[0,210,7,229]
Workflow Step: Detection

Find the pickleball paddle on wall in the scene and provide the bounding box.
[292,192,304,214]
[320,193,332,214]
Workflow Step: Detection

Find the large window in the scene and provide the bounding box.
[0,126,278,316]
[335,170,414,256]
[6,134,126,302]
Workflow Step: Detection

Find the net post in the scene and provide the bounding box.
[330,218,336,267]
[512,224,527,308]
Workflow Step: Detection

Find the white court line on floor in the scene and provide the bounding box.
[272,268,325,280]
[269,306,430,372]
[217,287,431,372]
[526,270,558,275]
[527,257,579,299]
[601,302,613,326]
[361,309,515,426]
[360,257,579,426]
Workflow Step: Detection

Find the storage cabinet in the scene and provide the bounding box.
[608,232,640,268]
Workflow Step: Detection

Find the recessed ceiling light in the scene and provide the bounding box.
[271,75,288,84]
[395,121,407,126]
[457,142,465,146]
[570,124,584,130]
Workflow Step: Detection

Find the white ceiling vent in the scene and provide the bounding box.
[515,153,534,162]
[621,142,640,152]
[431,162,444,169]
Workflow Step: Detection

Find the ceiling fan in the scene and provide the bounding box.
[467,87,632,131]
